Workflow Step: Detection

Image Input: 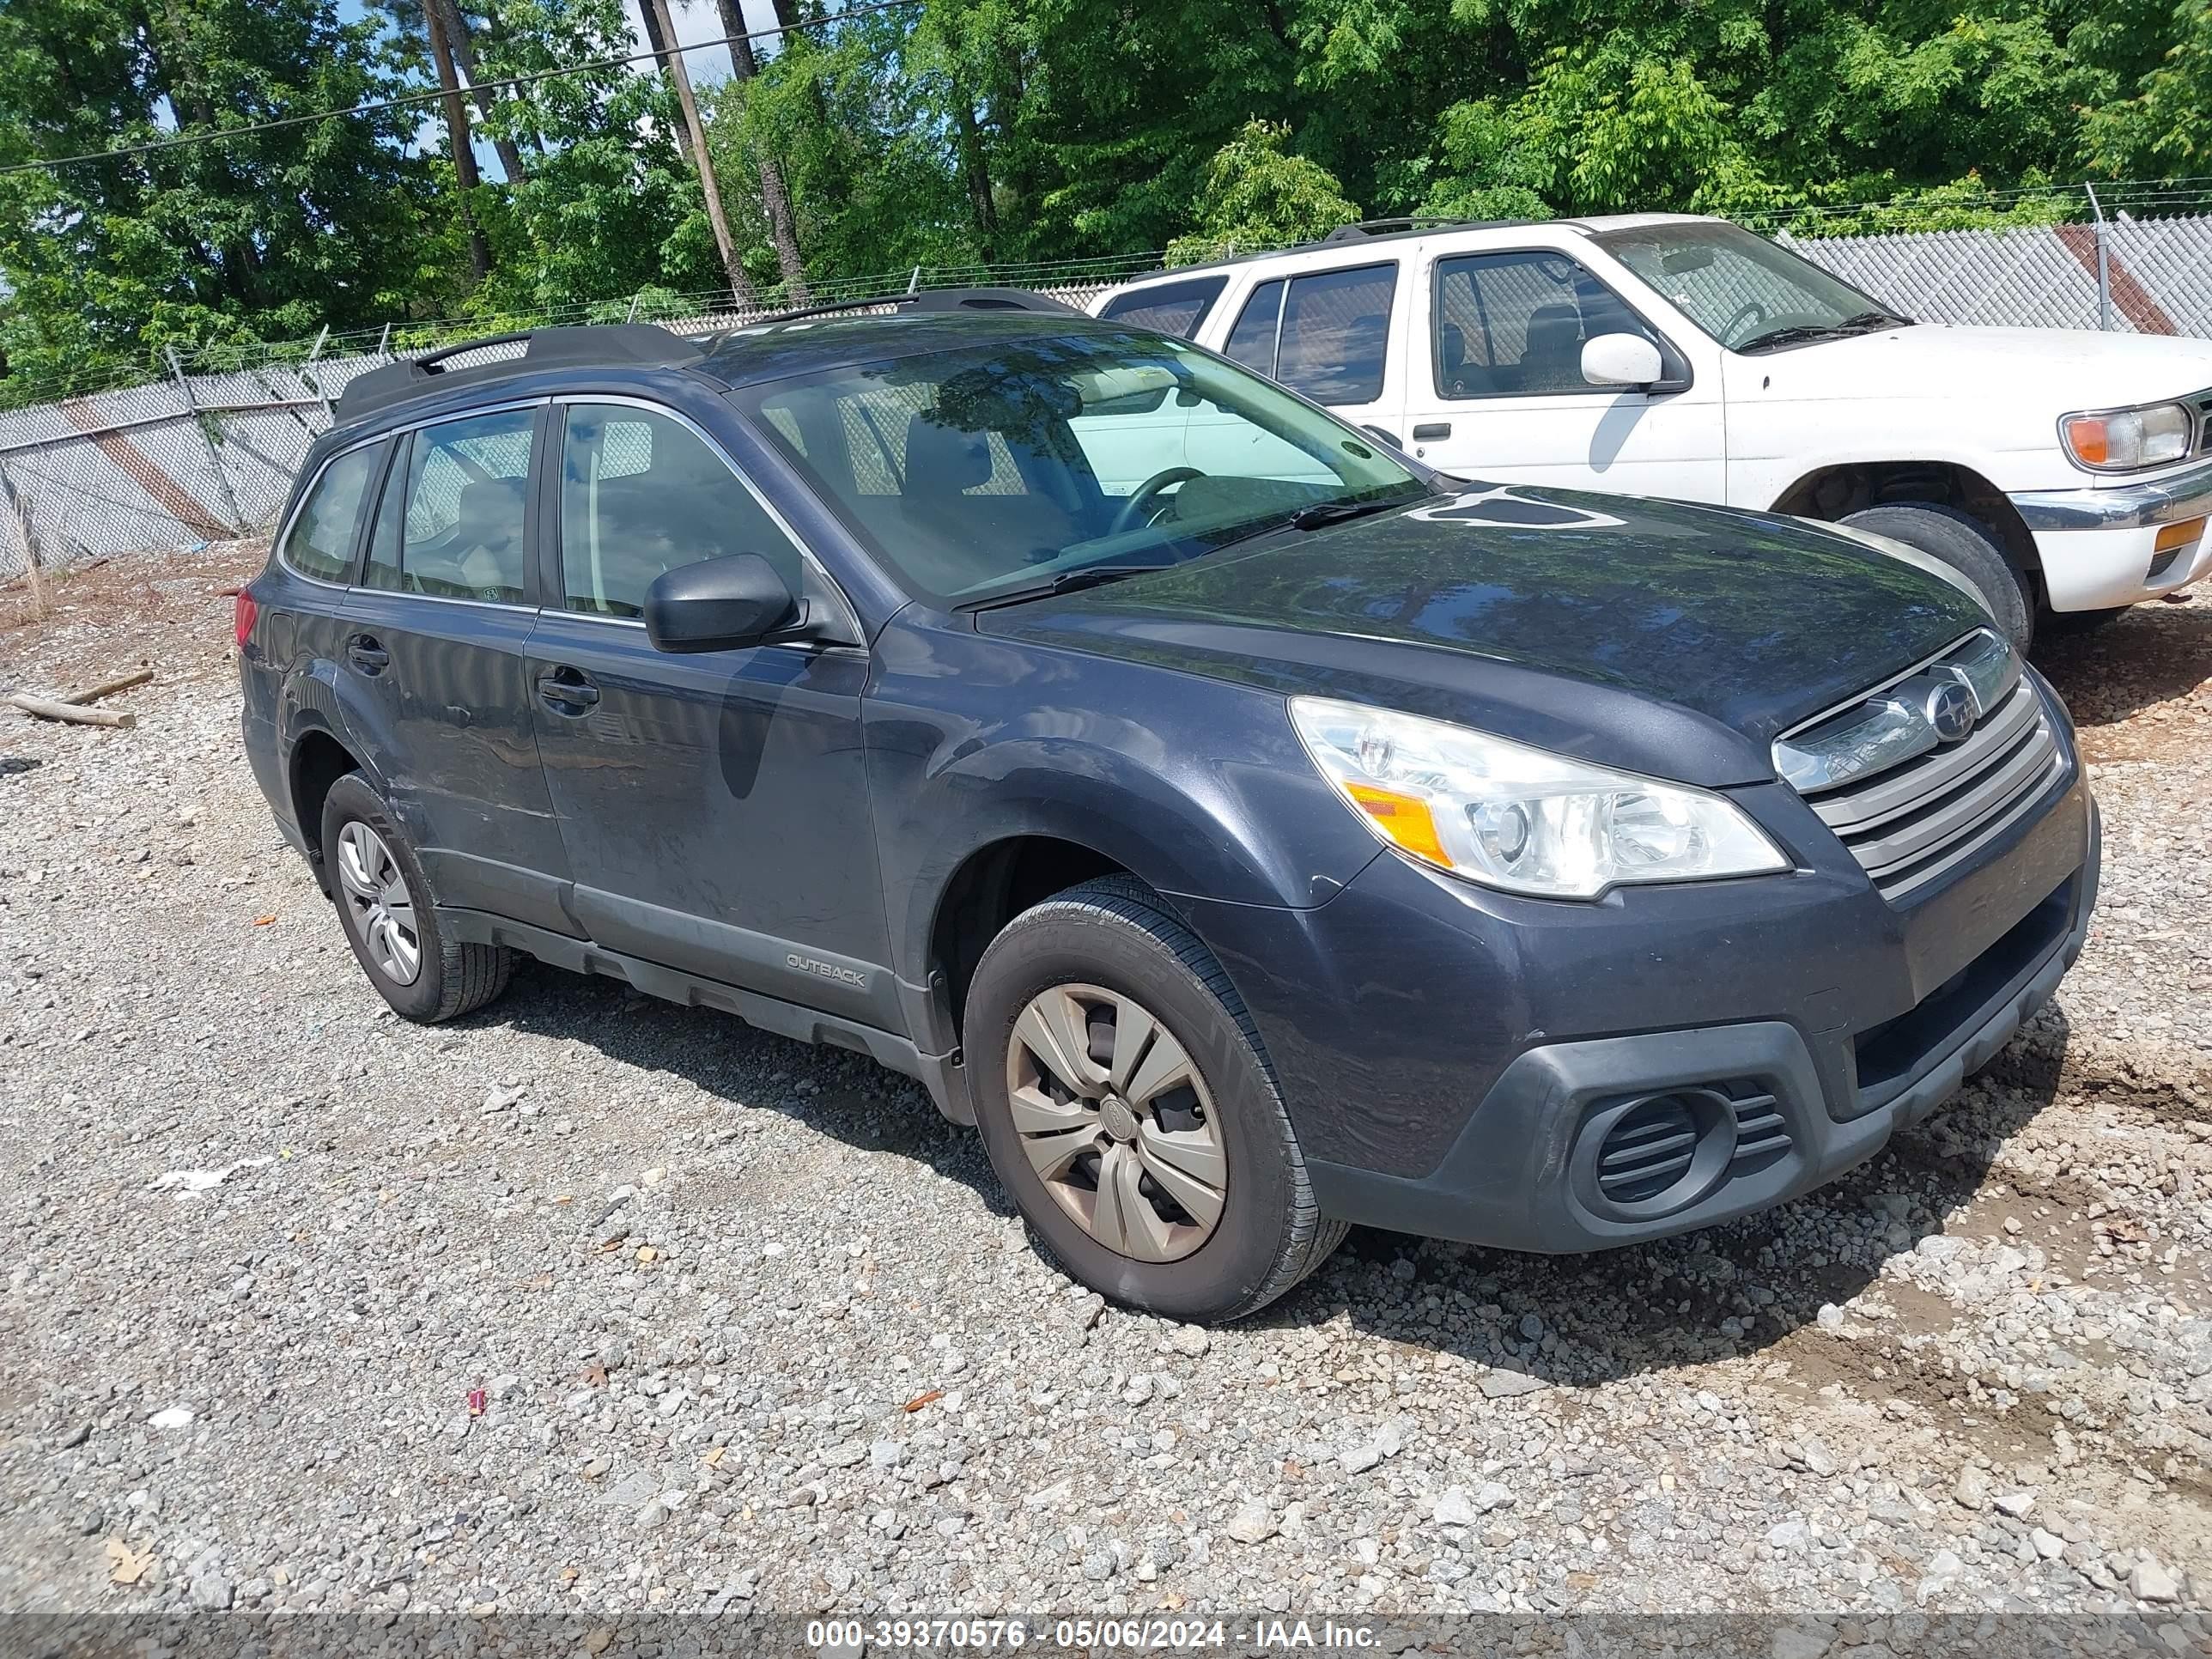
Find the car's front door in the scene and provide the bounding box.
[523,398,896,1031]
[1400,247,1726,501]
[345,403,574,933]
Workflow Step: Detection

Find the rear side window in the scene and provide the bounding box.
[1433,251,1659,398]
[558,404,807,617]
[1221,264,1395,404]
[280,444,380,583]
[375,408,534,603]
[1097,275,1229,339]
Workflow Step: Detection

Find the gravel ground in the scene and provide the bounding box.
[2,550,2209,1630]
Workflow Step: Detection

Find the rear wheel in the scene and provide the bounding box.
[1839,503,2034,652]
[320,773,514,1023]
[965,876,1344,1323]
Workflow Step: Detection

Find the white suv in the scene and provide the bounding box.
[1089,214,2212,647]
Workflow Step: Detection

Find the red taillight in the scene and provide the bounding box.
[234,587,258,650]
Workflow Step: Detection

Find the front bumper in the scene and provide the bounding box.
[2011,456,2212,610]
[1179,763,2097,1255]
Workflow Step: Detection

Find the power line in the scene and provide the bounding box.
[0,0,926,179]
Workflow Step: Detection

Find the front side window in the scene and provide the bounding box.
[1593,221,1905,352]
[280,443,381,583]
[559,404,805,617]
[1223,264,1395,404]
[385,408,534,603]
[1097,275,1230,340]
[738,325,1423,608]
[1433,251,1662,398]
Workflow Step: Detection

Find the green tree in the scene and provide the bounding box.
[0,0,437,395]
[1165,118,1358,264]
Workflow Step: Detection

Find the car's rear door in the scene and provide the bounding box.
[521,395,896,1030]
[1399,245,1725,500]
[1217,258,1411,452]
[343,402,574,933]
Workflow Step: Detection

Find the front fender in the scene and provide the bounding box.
[866,622,1385,992]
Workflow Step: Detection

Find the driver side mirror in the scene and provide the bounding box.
[1581,332,1666,390]
[644,553,809,653]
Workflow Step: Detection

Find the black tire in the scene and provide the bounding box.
[1839,503,2034,652]
[319,772,514,1023]
[965,876,1345,1323]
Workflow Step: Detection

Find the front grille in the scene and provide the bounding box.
[2197,391,2212,458]
[1778,633,2064,902]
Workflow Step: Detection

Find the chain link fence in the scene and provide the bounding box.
[3,205,2209,579]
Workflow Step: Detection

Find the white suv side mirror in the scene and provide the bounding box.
[1582,332,1664,389]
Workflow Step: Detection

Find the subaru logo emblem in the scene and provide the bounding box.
[1923,680,1977,744]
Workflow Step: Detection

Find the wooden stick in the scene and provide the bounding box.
[64,667,153,706]
[8,693,135,729]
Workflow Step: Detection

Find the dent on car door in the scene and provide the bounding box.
[1401,248,1725,500]
[342,404,574,932]
[524,399,896,1030]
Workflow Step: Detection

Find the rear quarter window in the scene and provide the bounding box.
[1097,275,1230,340]
[279,444,382,584]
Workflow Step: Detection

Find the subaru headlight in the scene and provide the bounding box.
[1291,698,1790,900]
[2060,401,2195,472]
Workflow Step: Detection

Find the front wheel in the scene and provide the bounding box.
[964,877,1345,1323]
[320,773,514,1023]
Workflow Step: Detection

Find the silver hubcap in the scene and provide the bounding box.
[335,821,422,986]
[1006,982,1227,1262]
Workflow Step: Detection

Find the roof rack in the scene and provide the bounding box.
[334,323,697,423]
[1115,217,1540,283]
[1319,216,1521,242]
[740,286,1083,328]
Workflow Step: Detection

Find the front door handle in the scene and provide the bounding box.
[1411,422,1451,441]
[537,665,600,713]
[346,634,389,675]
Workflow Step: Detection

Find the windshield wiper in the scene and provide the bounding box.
[1738,310,1909,354]
[958,563,1176,612]
[1287,495,1407,531]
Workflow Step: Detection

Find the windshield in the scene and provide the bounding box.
[733,326,1424,607]
[1594,222,1908,352]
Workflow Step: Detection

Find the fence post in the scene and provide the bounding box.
[2085,183,2112,331]
[0,454,38,579]
[165,345,249,537]
[305,325,335,424]
[376,321,392,358]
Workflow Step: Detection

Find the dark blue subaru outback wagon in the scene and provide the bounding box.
[239,295,2097,1322]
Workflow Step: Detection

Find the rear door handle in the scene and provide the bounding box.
[1411,422,1451,441]
[346,634,389,675]
[537,665,600,713]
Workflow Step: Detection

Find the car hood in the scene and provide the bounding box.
[975,485,1990,787]
[1755,324,2212,410]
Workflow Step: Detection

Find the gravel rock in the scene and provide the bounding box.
[2131,1559,2180,1603]
[1475,1368,1548,1400]
[1224,1502,1278,1546]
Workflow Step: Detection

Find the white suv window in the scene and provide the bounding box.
[1433,251,1658,398]
[1223,263,1395,404]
